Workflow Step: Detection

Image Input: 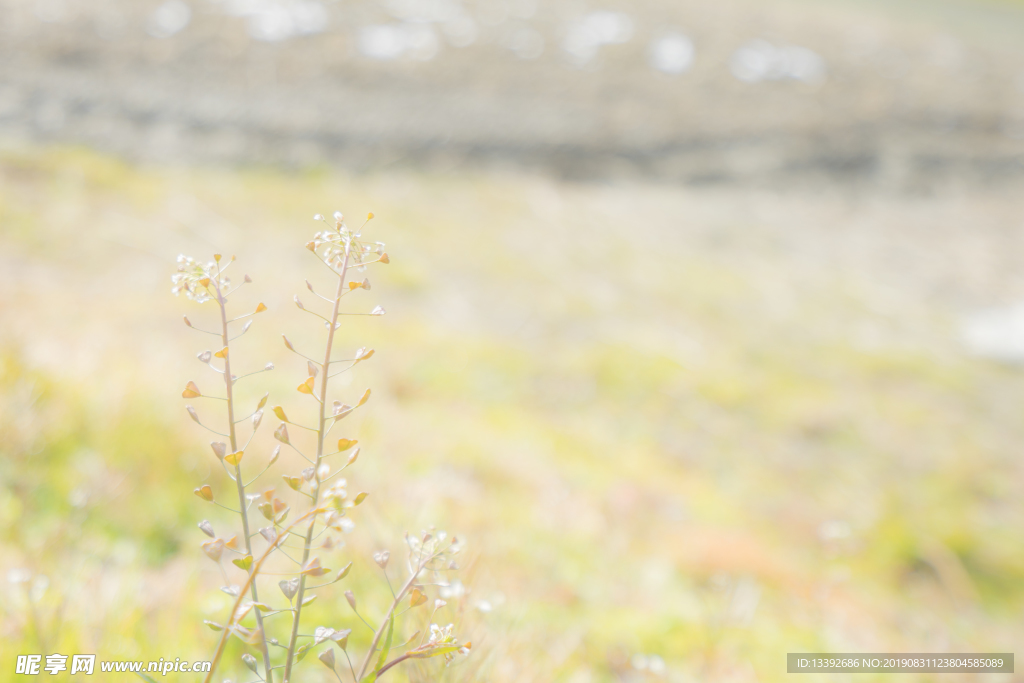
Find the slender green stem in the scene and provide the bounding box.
[203,509,324,683]
[282,243,353,682]
[355,551,443,680]
[375,653,413,678]
[215,269,274,683]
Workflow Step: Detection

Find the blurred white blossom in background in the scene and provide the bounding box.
[648,31,695,75]
[562,11,634,67]
[730,39,826,83]
[147,0,192,38]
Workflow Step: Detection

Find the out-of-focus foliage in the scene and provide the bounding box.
[1,148,1023,682]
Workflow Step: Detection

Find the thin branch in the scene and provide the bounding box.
[343,650,358,683]
[285,443,314,464]
[328,361,358,379]
[350,609,377,634]
[376,653,414,678]
[261,609,296,619]
[203,508,325,683]
[282,244,353,683]
[192,418,229,438]
[319,467,350,484]
[284,421,320,433]
[275,547,303,566]
[235,408,260,424]
[298,305,334,326]
[222,280,249,298]
[234,367,273,383]
[283,340,320,364]
[245,464,273,488]
[356,551,444,680]
[212,269,274,683]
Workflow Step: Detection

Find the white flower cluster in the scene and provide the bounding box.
[171,254,227,303]
[323,478,347,503]
[427,623,471,664]
[404,529,462,588]
[309,211,386,272]
[323,509,355,534]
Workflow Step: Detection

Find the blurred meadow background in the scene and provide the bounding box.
[2,0,1024,681]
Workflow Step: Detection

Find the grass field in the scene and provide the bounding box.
[1,148,1023,682]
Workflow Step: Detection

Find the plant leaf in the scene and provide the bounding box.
[232,555,253,571]
[409,588,427,608]
[375,613,394,674]
[337,438,358,452]
[224,450,244,466]
[273,406,288,422]
[417,644,462,659]
[182,381,201,398]
[396,630,420,649]
[214,347,229,359]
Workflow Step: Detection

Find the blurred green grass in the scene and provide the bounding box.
[1,148,1022,682]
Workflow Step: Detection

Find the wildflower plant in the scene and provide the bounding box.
[174,211,470,683]
[174,252,277,681]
